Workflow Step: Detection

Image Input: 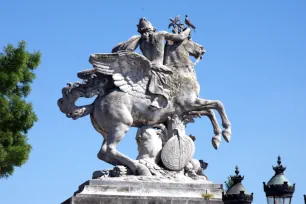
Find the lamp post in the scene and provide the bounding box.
[304,195,305,204]
[222,166,253,204]
[263,156,295,204]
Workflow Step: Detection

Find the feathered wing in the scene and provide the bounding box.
[112,35,141,53]
[89,51,151,99]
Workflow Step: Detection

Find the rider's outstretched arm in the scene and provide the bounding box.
[112,35,141,53]
[160,28,191,42]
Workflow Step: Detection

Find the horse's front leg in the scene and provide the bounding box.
[186,110,222,149]
[193,98,232,142]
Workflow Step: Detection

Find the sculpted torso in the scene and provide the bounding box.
[140,33,165,65]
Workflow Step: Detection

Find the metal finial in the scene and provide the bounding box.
[273,155,286,175]
[277,156,281,166]
[231,166,244,184]
[235,166,239,176]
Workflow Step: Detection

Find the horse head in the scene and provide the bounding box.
[183,40,206,63]
[164,39,205,69]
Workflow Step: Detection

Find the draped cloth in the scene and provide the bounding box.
[149,64,173,101]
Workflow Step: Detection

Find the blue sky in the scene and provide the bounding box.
[1,0,306,203]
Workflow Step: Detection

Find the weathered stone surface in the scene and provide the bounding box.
[58,16,232,177]
[136,125,164,165]
[62,178,223,204]
[161,135,195,171]
[63,195,223,204]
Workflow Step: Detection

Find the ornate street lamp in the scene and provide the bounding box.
[222,166,253,204]
[263,156,295,204]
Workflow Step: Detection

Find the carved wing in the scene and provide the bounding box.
[89,51,151,98]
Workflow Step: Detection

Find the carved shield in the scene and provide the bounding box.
[161,135,195,171]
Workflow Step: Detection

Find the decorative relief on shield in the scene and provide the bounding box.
[161,135,195,171]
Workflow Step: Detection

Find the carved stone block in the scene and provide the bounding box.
[62,178,223,204]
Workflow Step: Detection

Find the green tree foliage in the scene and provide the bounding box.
[224,176,234,190]
[0,41,41,178]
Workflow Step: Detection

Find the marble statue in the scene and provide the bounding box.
[58,16,231,179]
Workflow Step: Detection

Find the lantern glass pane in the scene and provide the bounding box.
[275,197,285,204]
[284,197,291,204]
[267,197,274,204]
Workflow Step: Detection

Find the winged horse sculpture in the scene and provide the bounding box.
[58,17,231,176]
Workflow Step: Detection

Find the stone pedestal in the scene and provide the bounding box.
[62,177,224,204]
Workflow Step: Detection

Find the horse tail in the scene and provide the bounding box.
[57,73,111,120]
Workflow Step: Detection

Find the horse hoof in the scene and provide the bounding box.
[212,135,221,150]
[222,129,232,143]
[136,164,152,176]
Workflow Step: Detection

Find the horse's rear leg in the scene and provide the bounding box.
[106,123,152,176]
[97,140,121,166]
[194,98,232,142]
[91,114,122,166]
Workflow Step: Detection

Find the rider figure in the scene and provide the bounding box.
[114,18,191,110]
[138,18,191,109]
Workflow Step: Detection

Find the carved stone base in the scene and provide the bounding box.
[62,177,223,204]
[63,195,223,204]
